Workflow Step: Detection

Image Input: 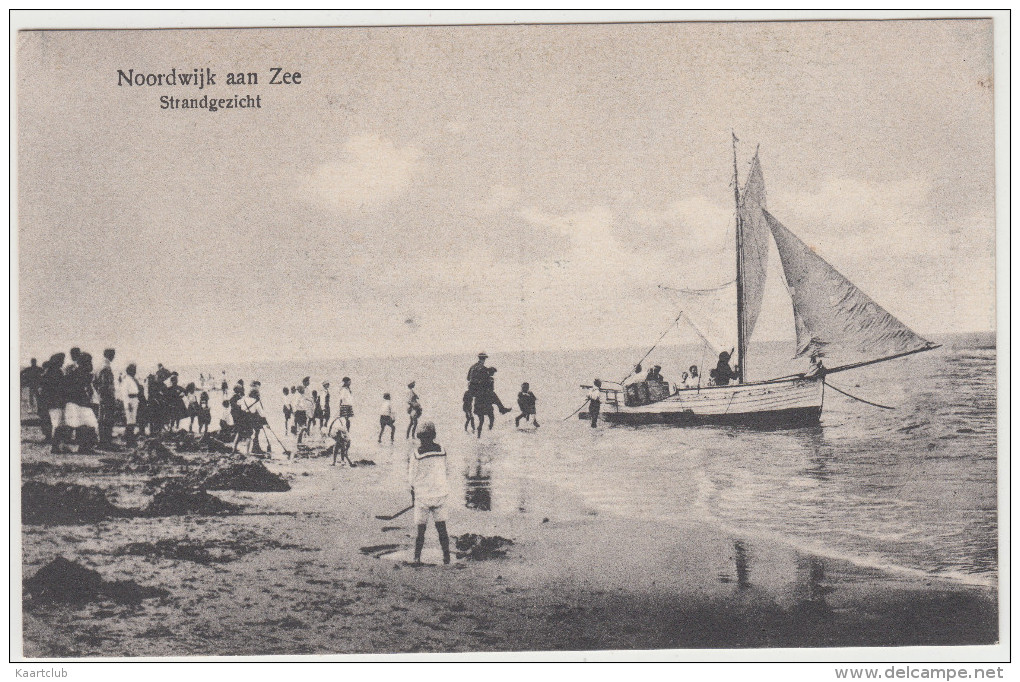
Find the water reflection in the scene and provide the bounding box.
[794,554,831,609]
[734,540,750,589]
[465,452,492,511]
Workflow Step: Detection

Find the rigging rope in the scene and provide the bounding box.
[824,380,895,410]
[658,281,736,295]
[618,311,685,384]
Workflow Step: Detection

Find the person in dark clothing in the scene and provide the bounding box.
[168,374,187,429]
[38,354,66,449]
[95,348,117,447]
[462,389,475,432]
[645,365,663,382]
[515,383,539,428]
[473,381,495,438]
[474,367,509,437]
[711,351,738,386]
[67,353,98,453]
[466,352,489,394]
[806,352,827,378]
[198,390,212,435]
[311,390,322,431]
[321,382,331,429]
[21,358,43,409]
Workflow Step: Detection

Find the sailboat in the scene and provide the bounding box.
[581,140,938,428]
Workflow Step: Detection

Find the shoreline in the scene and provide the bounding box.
[18,429,998,656]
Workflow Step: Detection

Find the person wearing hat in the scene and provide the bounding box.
[466,352,490,402]
[408,421,451,565]
[711,350,738,387]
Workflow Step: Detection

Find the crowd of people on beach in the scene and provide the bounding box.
[20,348,545,565]
[22,348,227,453]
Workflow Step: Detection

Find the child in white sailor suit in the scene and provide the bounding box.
[408,421,451,564]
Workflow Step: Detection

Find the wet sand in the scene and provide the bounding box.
[18,427,997,657]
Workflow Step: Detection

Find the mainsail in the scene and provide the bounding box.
[737,153,770,356]
[763,209,935,372]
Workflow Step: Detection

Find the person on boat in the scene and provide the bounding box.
[806,353,827,378]
[711,352,738,386]
[587,379,602,428]
[646,365,664,383]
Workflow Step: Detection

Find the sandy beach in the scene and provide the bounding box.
[17,419,997,659]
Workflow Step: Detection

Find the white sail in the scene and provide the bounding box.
[763,209,934,370]
[737,153,770,352]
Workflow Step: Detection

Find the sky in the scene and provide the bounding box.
[16,20,996,368]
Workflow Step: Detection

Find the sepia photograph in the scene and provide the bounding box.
[12,11,1006,665]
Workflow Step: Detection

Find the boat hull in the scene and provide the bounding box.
[581,376,824,429]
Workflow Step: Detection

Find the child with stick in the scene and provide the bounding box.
[408,421,451,565]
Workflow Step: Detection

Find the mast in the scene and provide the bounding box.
[732,132,745,384]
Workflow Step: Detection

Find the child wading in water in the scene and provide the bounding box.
[408,421,451,565]
[405,381,422,440]
[515,382,539,428]
[462,389,475,432]
[378,393,395,443]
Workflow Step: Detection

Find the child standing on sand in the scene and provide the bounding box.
[515,382,539,428]
[282,387,292,433]
[408,421,451,565]
[378,393,395,443]
[327,415,353,466]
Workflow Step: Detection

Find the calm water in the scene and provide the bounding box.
[185,332,998,587]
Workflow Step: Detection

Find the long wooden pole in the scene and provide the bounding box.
[732,132,745,384]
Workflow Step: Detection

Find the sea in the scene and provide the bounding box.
[182,331,998,588]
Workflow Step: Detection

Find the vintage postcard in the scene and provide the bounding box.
[12,11,1007,666]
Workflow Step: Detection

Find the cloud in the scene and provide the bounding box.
[299,134,424,213]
